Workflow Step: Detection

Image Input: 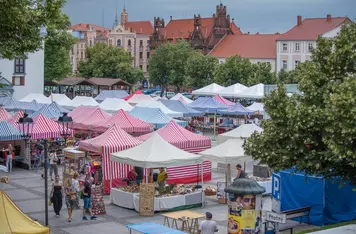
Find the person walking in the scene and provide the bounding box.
[72,172,80,209]
[82,176,97,220]
[4,144,13,172]
[64,179,76,222]
[198,212,218,234]
[49,150,58,181]
[50,175,63,218]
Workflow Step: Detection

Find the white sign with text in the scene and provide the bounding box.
[266,211,286,224]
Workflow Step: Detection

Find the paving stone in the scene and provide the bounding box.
[12,177,46,188]
[5,189,40,201]
[63,222,129,234]
[15,198,46,213]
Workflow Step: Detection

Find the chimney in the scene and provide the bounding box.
[327,14,332,22]
[170,16,173,21]
[232,18,235,23]
[297,15,302,25]
[256,32,259,35]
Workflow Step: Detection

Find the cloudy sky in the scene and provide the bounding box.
[63,0,356,33]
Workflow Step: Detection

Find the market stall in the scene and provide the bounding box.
[138,120,211,184]
[30,104,62,119]
[23,100,43,113]
[135,100,183,118]
[110,133,205,214]
[170,93,193,104]
[0,108,11,121]
[3,97,24,112]
[93,109,153,135]
[95,90,129,102]
[19,93,51,104]
[213,94,235,106]
[79,124,142,194]
[160,100,203,117]
[98,98,133,112]
[218,123,263,144]
[192,83,225,96]
[73,107,111,130]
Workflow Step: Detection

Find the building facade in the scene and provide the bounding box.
[276,15,350,72]
[150,3,242,54]
[209,33,280,72]
[0,50,44,99]
[69,8,153,75]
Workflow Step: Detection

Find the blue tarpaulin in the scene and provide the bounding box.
[218,103,253,115]
[95,90,129,102]
[126,222,186,234]
[160,99,204,117]
[187,97,229,113]
[130,107,188,129]
[275,169,356,226]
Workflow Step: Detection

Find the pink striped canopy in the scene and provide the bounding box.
[0,108,12,121]
[7,110,24,126]
[79,124,142,181]
[73,108,111,130]
[138,120,212,184]
[138,120,211,153]
[213,94,235,106]
[93,109,153,134]
[68,106,97,122]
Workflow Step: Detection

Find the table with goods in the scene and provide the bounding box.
[111,183,204,213]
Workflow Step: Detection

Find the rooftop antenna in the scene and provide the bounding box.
[124,0,126,10]
[101,8,104,27]
[113,1,119,28]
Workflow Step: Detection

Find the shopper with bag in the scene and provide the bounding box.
[49,149,59,181]
[50,175,63,218]
[65,178,77,222]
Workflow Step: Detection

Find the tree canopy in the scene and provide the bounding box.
[244,22,356,184]
[0,0,68,59]
[78,43,143,84]
[214,55,276,86]
[44,6,75,81]
[185,52,219,89]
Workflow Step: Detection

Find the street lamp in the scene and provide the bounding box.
[18,112,73,226]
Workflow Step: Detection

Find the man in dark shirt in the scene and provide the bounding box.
[134,166,143,184]
[82,177,97,220]
[234,164,247,180]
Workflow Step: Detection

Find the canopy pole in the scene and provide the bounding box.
[213,113,216,138]
[110,161,113,191]
[201,162,205,208]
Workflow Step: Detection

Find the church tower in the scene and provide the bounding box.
[121,7,128,25]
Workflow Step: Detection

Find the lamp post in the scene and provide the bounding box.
[18,112,73,226]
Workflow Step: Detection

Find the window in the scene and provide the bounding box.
[128,39,131,46]
[81,44,83,49]
[282,43,288,52]
[89,40,92,47]
[139,52,143,59]
[257,61,261,65]
[117,39,121,46]
[14,58,25,74]
[147,52,150,59]
[266,62,271,65]
[140,40,143,47]
[139,65,143,70]
[295,42,300,51]
[12,76,25,86]
[295,60,300,68]
[282,60,288,69]
[147,65,149,71]
[81,52,83,59]
[308,43,313,52]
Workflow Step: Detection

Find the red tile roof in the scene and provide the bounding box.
[277,17,350,41]
[69,23,109,32]
[124,21,153,35]
[209,34,280,59]
[163,18,242,39]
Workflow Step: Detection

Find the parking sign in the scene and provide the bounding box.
[272,173,281,200]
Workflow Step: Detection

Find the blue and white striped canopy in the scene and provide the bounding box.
[187,97,229,113]
[160,100,204,117]
[30,104,61,119]
[0,121,22,141]
[23,100,43,112]
[95,90,129,102]
[48,102,70,113]
[3,97,25,111]
[130,107,187,129]
[218,103,254,115]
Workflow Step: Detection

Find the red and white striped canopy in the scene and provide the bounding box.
[138,120,211,153]
[93,109,153,133]
[213,94,235,106]
[79,124,142,181]
[7,110,24,126]
[122,90,143,101]
[73,108,111,130]
[0,108,12,121]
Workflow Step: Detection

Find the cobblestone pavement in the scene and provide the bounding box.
[0,167,316,234]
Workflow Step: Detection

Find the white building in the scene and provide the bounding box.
[0,49,44,100]
[276,15,351,72]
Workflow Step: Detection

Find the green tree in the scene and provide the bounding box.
[44,10,75,81]
[250,62,276,85]
[244,22,356,184]
[277,69,299,84]
[78,43,139,84]
[214,55,254,86]
[149,41,193,94]
[0,0,68,59]
[185,52,219,89]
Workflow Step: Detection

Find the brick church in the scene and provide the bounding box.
[150,3,242,54]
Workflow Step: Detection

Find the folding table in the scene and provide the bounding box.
[126,222,186,234]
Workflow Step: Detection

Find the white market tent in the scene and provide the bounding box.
[99,98,133,112]
[219,83,248,98]
[200,139,251,164]
[127,94,154,104]
[246,102,265,113]
[235,83,265,99]
[70,96,98,108]
[218,123,263,143]
[19,93,51,104]
[110,133,203,169]
[135,100,183,118]
[50,93,73,107]
[192,83,225,96]
[170,93,193,104]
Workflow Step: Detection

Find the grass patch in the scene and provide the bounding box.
[297,220,356,233]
